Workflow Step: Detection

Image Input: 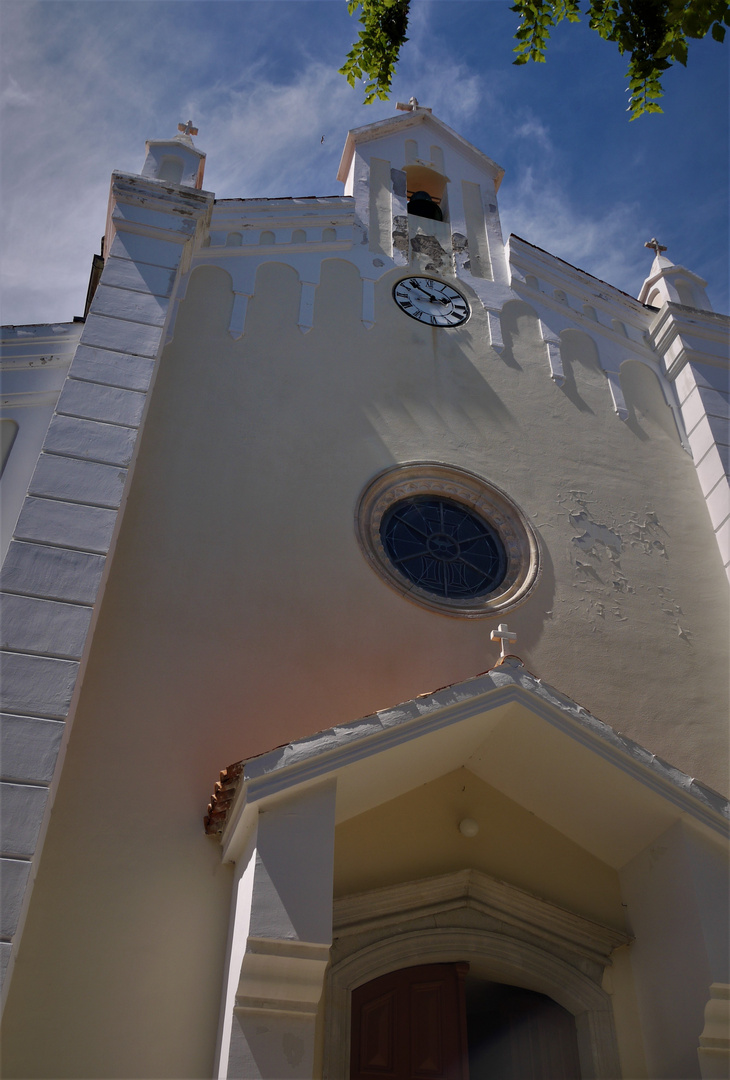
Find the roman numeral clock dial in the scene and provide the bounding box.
[393,277,470,327]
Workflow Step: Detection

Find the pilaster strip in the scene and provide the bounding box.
[651,305,730,578]
[0,174,213,999]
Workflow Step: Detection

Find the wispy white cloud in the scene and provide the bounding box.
[0,2,391,323]
[512,117,552,153]
[0,0,725,323]
[1,74,38,108]
[195,63,375,198]
[501,172,644,293]
[497,108,647,296]
[396,0,492,124]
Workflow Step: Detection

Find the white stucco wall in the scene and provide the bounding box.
[2,245,727,1076]
[2,109,727,1076]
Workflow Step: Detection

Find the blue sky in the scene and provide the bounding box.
[1,0,728,325]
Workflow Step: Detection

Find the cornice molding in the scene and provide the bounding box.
[337,111,504,189]
[649,303,730,379]
[334,868,629,966]
[215,660,729,867]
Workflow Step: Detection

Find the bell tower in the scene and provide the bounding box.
[336,104,509,288]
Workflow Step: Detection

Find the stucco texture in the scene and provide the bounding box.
[3,256,727,1076]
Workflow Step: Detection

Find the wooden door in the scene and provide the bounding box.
[465,981,582,1079]
[350,962,469,1080]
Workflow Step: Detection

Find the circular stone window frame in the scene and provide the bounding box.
[356,463,541,618]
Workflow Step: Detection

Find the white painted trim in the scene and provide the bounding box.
[0,171,213,1006]
[699,983,730,1079]
[337,111,504,190]
[605,370,629,421]
[219,661,729,867]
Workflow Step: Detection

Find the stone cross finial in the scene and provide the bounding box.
[178,120,198,137]
[491,622,517,659]
[645,238,667,258]
[396,97,420,112]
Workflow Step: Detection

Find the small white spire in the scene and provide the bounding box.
[141,122,206,190]
[638,240,711,311]
[644,237,674,275]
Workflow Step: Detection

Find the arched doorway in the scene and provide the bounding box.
[324,871,626,1078]
[349,962,582,1080]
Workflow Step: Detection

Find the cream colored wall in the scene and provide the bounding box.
[333,767,624,927]
[3,254,727,1076]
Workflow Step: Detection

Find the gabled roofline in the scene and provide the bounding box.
[208,658,729,863]
[336,109,505,190]
[508,234,649,311]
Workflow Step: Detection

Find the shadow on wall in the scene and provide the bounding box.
[620,359,680,444]
[172,264,235,342]
[498,300,537,372]
[513,530,555,659]
[1,418,19,477]
[558,330,607,416]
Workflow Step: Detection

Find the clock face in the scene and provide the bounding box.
[393,277,470,327]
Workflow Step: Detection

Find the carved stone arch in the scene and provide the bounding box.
[325,927,621,1078]
[500,298,541,337]
[324,873,625,1079]
[559,327,602,369]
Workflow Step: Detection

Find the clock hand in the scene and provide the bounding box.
[414,286,449,305]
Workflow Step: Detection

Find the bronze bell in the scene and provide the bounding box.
[407,190,443,221]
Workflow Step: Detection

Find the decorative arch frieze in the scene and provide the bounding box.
[619,356,690,450]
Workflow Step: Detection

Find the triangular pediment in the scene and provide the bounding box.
[211,658,728,869]
[337,109,504,189]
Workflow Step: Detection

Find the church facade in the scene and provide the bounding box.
[1,108,728,1079]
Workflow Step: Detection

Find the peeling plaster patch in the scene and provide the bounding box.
[625,512,668,559]
[657,585,691,643]
[410,233,447,269]
[392,216,408,259]
[570,511,622,558]
[452,232,469,275]
[574,560,603,582]
[611,572,634,594]
[558,491,688,640]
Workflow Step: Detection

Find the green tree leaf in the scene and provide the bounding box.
[342,0,729,119]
